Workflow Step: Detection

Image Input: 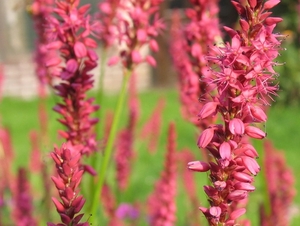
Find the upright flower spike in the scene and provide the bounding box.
[90,0,164,220]
[115,74,139,190]
[170,0,221,128]
[12,168,37,226]
[112,0,165,69]
[140,99,165,153]
[96,0,120,48]
[46,0,99,158]
[48,143,88,226]
[148,123,177,225]
[28,0,55,86]
[188,0,283,224]
[259,141,296,226]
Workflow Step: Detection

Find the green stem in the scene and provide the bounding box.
[89,48,107,197]
[89,68,132,224]
[95,48,107,137]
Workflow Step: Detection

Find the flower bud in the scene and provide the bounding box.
[219,142,231,160]
[229,118,245,135]
[131,50,142,64]
[188,161,210,172]
[145,55,156,67]
[74,42,87,58]
[227,190,248,201]
[209,206,221,218]
[197,128,214,148]
[245,126,266,139]
[241,156,260,175]
[234,182,255,191]
[198,102,218,119]
[229,208,246,220]
[263,0,280,10]
[233,172,253,183]
[107,56,119,66]
[250,105,267,122]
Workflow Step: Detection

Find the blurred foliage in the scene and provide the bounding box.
[272,0,300,105]
[276,42,300,106]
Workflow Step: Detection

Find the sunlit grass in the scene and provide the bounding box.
[0,88,299,225]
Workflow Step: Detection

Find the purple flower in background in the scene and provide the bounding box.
[116,203,139,220]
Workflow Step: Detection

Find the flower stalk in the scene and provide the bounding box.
[90,0,164,222]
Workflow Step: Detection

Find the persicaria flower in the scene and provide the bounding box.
[46,0,99,158]
[109,0,165,69]
[48,143,88,226]
[148,123,177,225]
[188,0,283,224]
[170,0,221,128]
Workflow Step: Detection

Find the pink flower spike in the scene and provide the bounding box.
[74,42,87,58]
[188,161,210,172]
[197,128,214,148]
[131,50,142,64]
[198,102,218,120]
[241,156,260,175]
[229,118,245,135]
[219,142,231,160]
[245,126,266,139]
[229,208,246,220]
[263,0,280,10]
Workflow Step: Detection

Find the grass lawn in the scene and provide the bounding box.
[0,88,299,225]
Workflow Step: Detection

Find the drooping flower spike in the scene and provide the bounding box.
[188,0,283,224]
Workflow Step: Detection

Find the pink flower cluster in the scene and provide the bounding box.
[188,0,283,224]
[48,143,88,226]
[96,0,120,48]
[140,99,165,153]
[148,123,177,225]
[260,141,296,226]
[46,0,99,156]
[12,168,37,226]
[170,0,220,127]
[115,76,139,190]
[107,0,164,68]
[29,0,54,86]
